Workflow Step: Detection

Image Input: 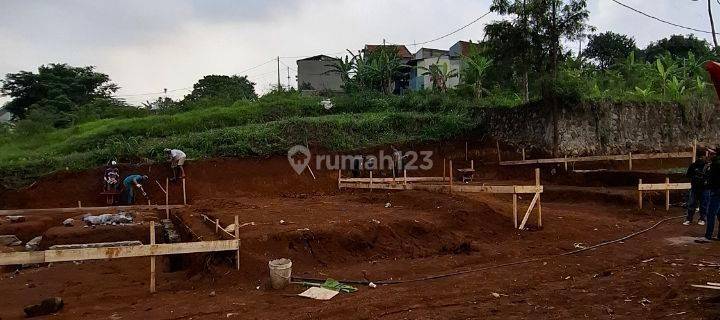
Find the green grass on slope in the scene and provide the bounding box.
[0,111,474,187]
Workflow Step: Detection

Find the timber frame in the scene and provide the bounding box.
[637,178,691,211]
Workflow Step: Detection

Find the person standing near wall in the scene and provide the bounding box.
[684,149,709,226]
[700,148,720,242]
[164,148,187,182]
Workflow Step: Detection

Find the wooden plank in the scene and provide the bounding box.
[449,160,453,194]
[0,205,186,216]
[340,177,450,183]
[182,178,187,205]
[665,177,670,211]
[234,215,240,270]
[150,221,156,293]
[535,168,542,228]
[638,179,643,209]
[0,240,240,266]
[691,284,720,290]
[638,183,691,191]
[165,178,170,219]
[339,181,543,194]
[500,152,693,166]
[519,192,540,230]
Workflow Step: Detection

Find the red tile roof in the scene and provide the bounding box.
[364,45,413,59]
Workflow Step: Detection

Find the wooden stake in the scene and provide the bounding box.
[442,158,446,182]
[369,171,373,192]
[496,141,502,163]
[519,192,540,230]
[628,152,633,171]
[465,141,468,161]
[78,201,82,208]
[234,215,240,270]
[522,148,526,161]
[165,178,169,219]
[564,156,568,171]
[182,178,187,205]
[403,169,408,189]
[449,160,453,194]
[337,170,341,189]
[535,168,542,228]
[149,221,156,293]
[215,219,220,234]
[665,177,670,211]
[513,191,518,228]
[638,179,643,209]
[471,160,474,170]
[692,139,698,163]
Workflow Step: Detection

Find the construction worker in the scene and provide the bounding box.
[164,148,186,182]
[122,174,148,204]
[103,160,120,192]
[701,148,720,242]
[684,149,709,226]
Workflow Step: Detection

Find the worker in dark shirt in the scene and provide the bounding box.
[684,150,709,226]
[702,148,720,241]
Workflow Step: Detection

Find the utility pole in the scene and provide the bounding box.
[276,56,281,91]
[709,0,719,49]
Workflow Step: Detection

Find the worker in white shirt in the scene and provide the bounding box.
[164,148,187,181]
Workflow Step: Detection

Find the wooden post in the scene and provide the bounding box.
[522,148,526,161]
[149,221,156,293]
[628,152,633,171]
[165,178,169,219]
[465,141,468,161]
[665,177,670,211]
[449,160,453,194]
[535,168,542,228]
[215,219,220,234]
[78,201,82,208]
[337,170,341,189]
[692,139,698,163]
[443,158,446,182]
[403,169,408,189]
[471,160,474,170]
[638,179,643,210]
[496,141,502,163]
[564,156,568,171]
[369,171,373,191]
[512,190,518,228]
[182,178,187,205]
[234,215,240,270]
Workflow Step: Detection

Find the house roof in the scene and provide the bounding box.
[297,55,341,62]
[363,45,413,59]
[451,41,481,57]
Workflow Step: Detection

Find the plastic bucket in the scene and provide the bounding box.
[268,258,292,289]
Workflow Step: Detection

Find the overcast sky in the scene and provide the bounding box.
[0,0,716,105]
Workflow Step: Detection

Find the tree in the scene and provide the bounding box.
[460,44,494,98]
[582,32,637,69]
[1,63,118,120]
[643,34,711,61]
[490,0,592,155]
[184,75,256,102]
[418,59,459,92]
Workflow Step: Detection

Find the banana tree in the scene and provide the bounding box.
[418,59,458,92]
[461,50,494,98]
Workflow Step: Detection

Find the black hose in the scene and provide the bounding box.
[292,215,684,285]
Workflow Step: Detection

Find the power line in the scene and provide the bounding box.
[407,11,492,47]
[609,0,712,34]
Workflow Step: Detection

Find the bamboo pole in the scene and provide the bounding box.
[182,178,187,205]
[535,168,542,228]
[638,179,643,209]
[449,160,453,194]
[165,178,169,219]
[665,177,670,211]
[234,215,240,270]
[513,191,518,228]
[149,221,156,293]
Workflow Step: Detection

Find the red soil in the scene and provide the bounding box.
[0,145,713,319]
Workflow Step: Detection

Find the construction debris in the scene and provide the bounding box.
[82,212,133,225]
[0,235,22,246]
[24,297,63,317]
[7,215,26,223]
[162,219,181,243]
[299,287,339,300]
[25,236,42,251]
[63,218,74,226]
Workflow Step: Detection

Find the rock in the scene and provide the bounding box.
[0,235,22,246]
[62,218,74,227]
[25,236,42,251]
[7,215,26,223]
[24,297,63,317]
[82,212,133,225]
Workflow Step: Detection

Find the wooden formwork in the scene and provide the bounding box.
[638,178,691,211]
[338,161,544,230]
